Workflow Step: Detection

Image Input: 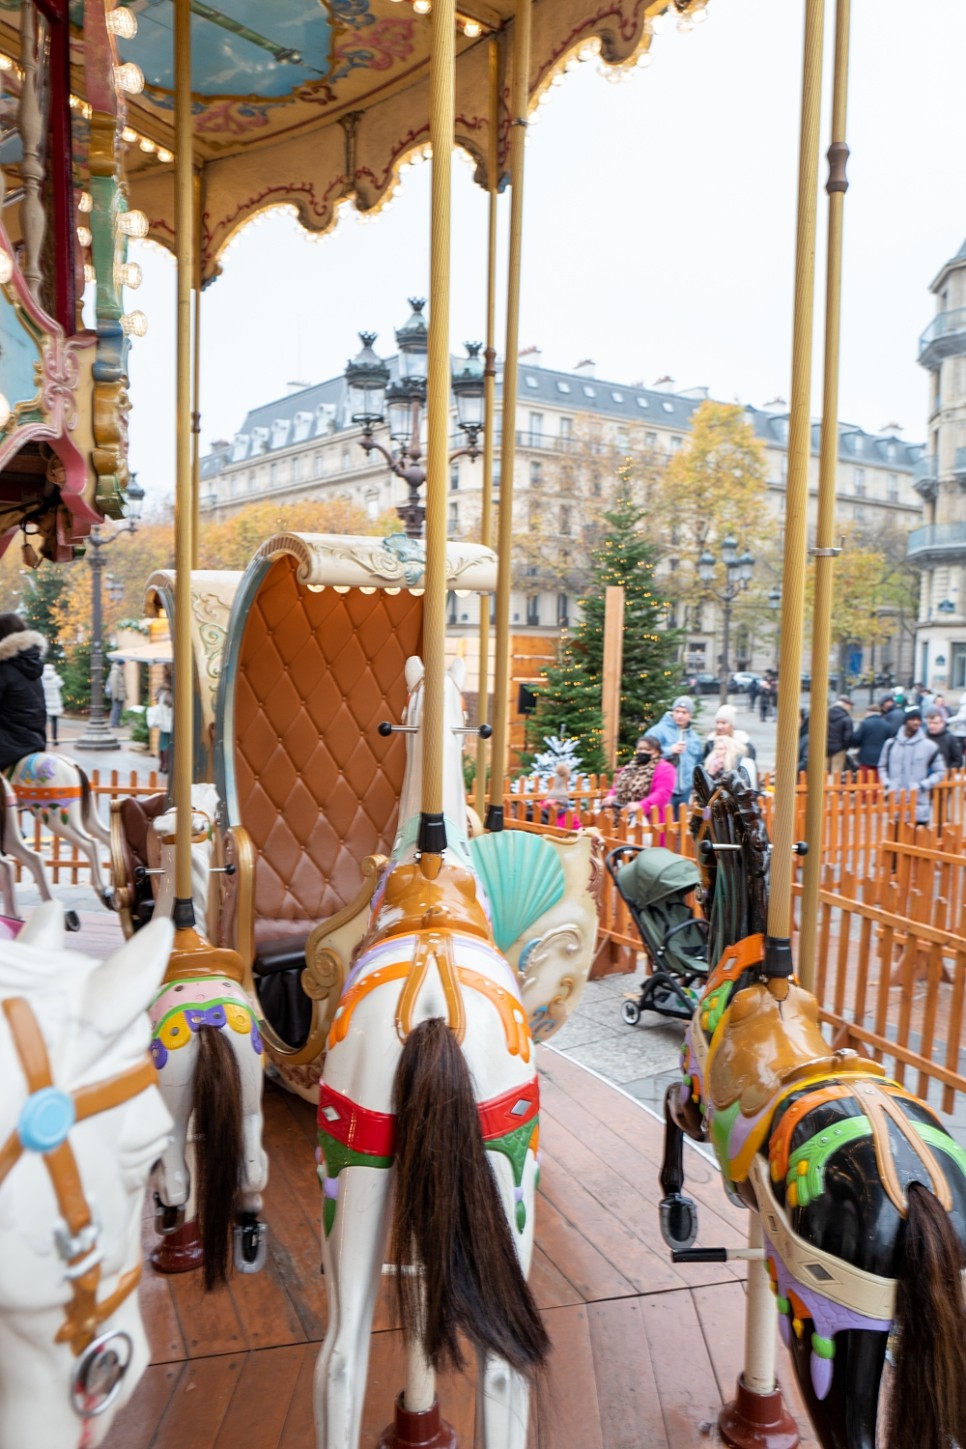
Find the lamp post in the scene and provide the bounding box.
[344,299,485,538]
[698,535,756,705]
[74,475,144,750]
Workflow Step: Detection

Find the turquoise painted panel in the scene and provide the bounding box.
[470,833,565,954]
[0,287,43,411]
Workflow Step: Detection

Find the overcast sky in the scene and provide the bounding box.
[124,0,966,507]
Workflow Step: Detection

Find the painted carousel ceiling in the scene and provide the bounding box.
[3,0,682,281]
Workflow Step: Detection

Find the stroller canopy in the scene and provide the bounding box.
[618,847,702,910]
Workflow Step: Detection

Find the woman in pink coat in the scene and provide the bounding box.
[606,733,676,837]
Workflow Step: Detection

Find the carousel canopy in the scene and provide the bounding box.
[0,0,681,285]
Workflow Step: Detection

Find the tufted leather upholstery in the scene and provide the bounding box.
[231,556,422,944]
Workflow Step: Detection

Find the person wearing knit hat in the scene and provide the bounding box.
[703,702,756,781]
[647,696,704,812]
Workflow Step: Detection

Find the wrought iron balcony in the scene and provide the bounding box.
[907,522,966,562]
[918,308,966,367]
[913,454,939,500]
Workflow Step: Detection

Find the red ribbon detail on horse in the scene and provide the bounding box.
[317,1075,540,1160]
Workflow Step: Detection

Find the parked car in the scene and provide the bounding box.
[681,673,721,695]
[730,672,764,693]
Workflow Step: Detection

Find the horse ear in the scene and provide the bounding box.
[17,900,65,950]
[85,918,174,1032]
[405,656,424,691]
[448,656,466,693]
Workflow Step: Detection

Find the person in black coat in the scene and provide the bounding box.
[825,697,854,773]
[880,695,904,736]
[852,703,896,770]
[925,706,965,770]
[0,614,48,770]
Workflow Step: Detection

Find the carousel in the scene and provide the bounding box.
[1,2,965,1448]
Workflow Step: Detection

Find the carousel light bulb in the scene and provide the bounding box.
[106,5,138,38]
[121,125,137,143]
[115,259,142,289]
[637,50,653,66]
[0,250,12,284]
[120,309,148,336]
[651,11,668,32]
[677,15,694,31]
[157,147,173,163]
[139,137,156,153]
[84,263,96,283]
[463,19,482,37]
[76,225,93,249]
[116,209,148,237]
[413,0,431,13]
[77,190,93,213]
[0,53,12,71]
[114,61,144,94]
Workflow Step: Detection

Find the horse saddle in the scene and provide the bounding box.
[709,977,884,1118]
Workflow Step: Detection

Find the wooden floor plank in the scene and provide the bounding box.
[529,1243,587,1311]
[587,1296,669,1449]
[103,1362,185,1449]
[145,1354,242,1449]
[277,1344,319,1449]
[530,1181,639,1303]
[166,1266,248,1359]
[539,1303,604,1449]
[212,1344,305,1449]
[691,1279,746,1404]
[639,1289,729,1448]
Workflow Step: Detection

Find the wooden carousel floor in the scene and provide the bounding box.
[104,1049,819,1449]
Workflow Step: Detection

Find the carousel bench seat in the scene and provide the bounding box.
[109,793,168,936]
[251,935,314,1051]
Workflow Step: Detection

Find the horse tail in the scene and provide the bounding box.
[194,1027,242,1291]
[887,1181,966,1449]
[389,1017,549,1376]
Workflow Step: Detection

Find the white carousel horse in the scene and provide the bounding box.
[0,903,174,1449]
[314,657,549,1449]
[148,800,269,1288]
[4,752,113,909]
[151,783,220,936]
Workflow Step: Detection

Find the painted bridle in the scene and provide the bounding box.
[0,996,158,1418]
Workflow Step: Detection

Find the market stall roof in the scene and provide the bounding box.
[0,0,678,284]
[107,639,174,665]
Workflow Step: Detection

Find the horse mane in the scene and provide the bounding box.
[888,1181,966,1449]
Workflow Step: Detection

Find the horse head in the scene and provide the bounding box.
[395,656,471,859]
[0,906,174,1446]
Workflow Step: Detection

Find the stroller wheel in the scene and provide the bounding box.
[621,999,641,1027]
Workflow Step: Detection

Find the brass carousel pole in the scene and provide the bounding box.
[485,0,531,832]
[415,0,455,866]
[474,36,500,820]
[719,7,825,1447]
[171,0,195,924]
[191,170,203,570]
[799,0,852,991]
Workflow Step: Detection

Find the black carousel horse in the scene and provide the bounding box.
[659,767,966,1449]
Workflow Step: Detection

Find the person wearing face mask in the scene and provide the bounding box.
[647,695,704,812]
[604,734,676,825]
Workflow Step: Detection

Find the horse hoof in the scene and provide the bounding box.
[65,910,81,933]
[234,1213,268,1273]
[660,1193,698,1251]
[153,1193,185,1237]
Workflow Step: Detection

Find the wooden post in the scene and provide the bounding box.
[602,586,625,772]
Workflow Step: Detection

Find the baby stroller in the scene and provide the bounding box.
[606,845,710,1024]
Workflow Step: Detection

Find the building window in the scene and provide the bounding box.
[887,472,898,500]
[270,461,278,485]
[529,460,542,487]
[611,390,624,402]
[342,449,351,470]
[526,595,540,626]
[528,411,544,444]
[525,374,539,388]
[951,643,966,691]
[670,435,683,451]
[560,506,572,535]
[556,380,571,394]
[645,431,657,448]
[314,453,324,477]
[591,471,601,496]
[557,593,569,626]
[560,416,573,443]
[662,401,674,413]
[582,384,596,398]
[853,504,867,522]
[854,468,866,496]
[854,435,865,455]
[636,396,649,409]
[366,490,379,520]
[450,464,459,491]
[448,501,459,534]
[292,455,301,482]
[887,441,897,460]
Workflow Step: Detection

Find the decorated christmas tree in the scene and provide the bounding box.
[532,476,680,772]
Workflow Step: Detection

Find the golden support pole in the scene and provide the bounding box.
[417,0,455,857]
[172,0,195,913]
[763,0,825,971]
[486,0,531,831]
[190,171,202,571]
[799,0,851,992]
[474,36,500,819]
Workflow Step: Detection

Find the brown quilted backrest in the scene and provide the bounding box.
[232,555,422,940]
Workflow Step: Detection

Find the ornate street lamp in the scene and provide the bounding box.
[74,474,144,750]
[768,586,782,670]
[699,536,757,704]
[344,302,485,538]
